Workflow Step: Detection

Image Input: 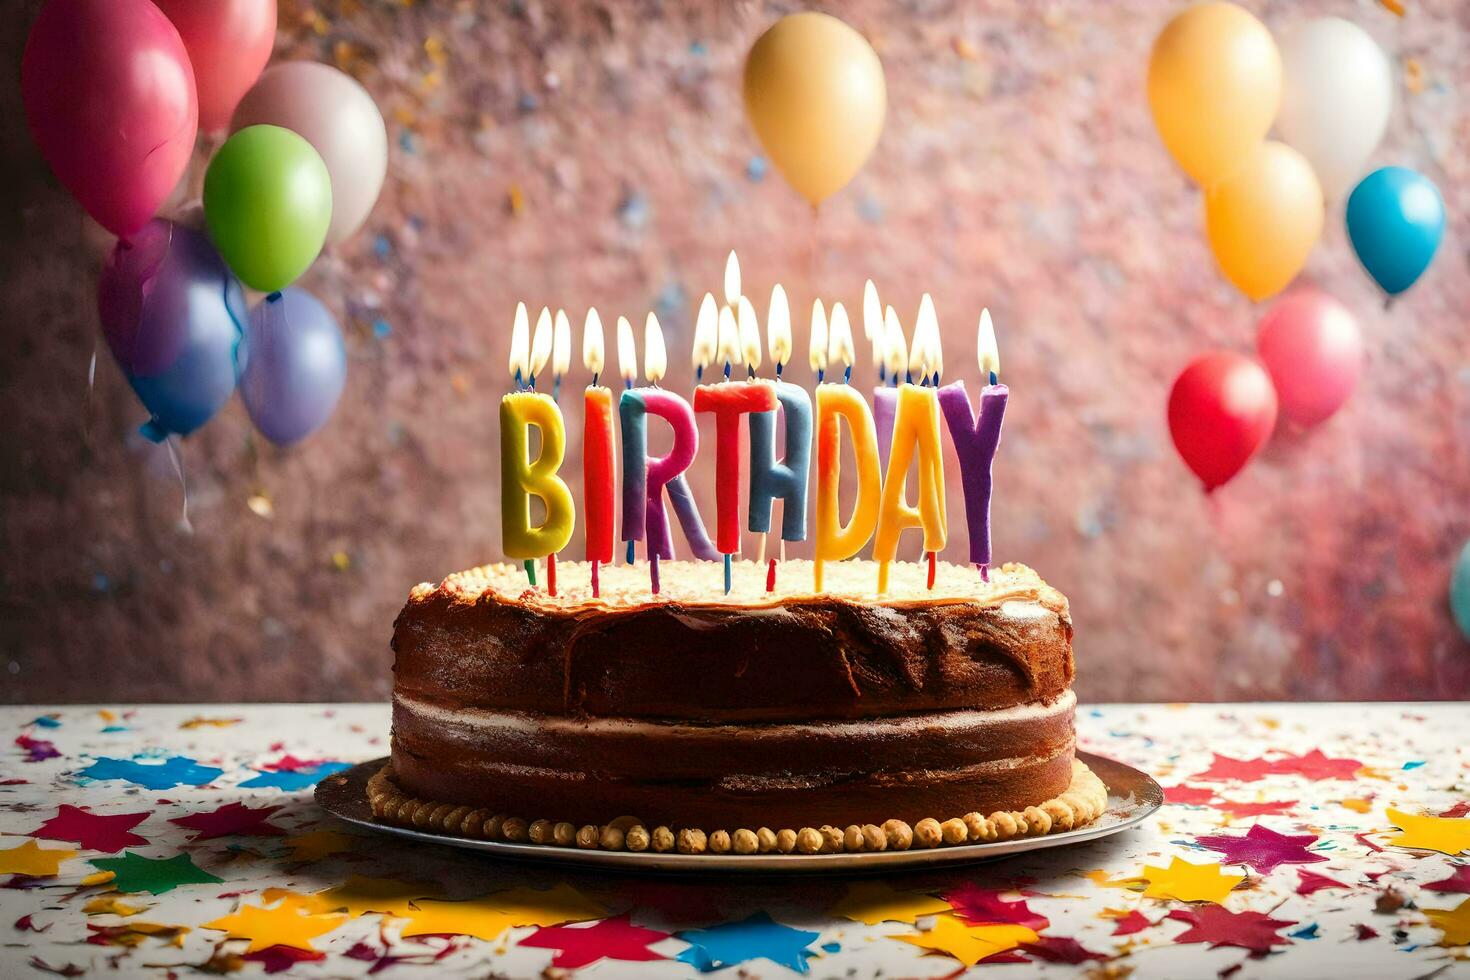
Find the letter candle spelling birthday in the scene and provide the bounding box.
[812,307,881,593]
[938,308,1008,581]
[749,284,811,591]
[501,304,574,593]
[581,309,615,597]
[874,294,947,594]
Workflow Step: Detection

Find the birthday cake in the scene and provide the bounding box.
[374,557,1104,855]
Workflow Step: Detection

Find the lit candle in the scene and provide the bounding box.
[873,304,907,469]
[530,306,553,387]
[873,296,947,594]
[863,280,884,383]
[582,309,615,598]
[812,301,881,592]
[502,305,574,589]
[808,299,828,382]
[552,308,571,403]
[937,308,1008,581]
[692,292,717,383]
[749,284,811,592]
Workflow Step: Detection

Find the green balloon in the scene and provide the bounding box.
[203,125,332,294]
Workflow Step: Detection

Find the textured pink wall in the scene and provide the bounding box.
[1,0,1467,703]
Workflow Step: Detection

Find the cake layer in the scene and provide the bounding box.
[392,559,1073,723]
[391,694,1076,828]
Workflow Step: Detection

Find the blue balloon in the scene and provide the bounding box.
[1345,166,1445,295]
[96,220,247,440]
[1452,540,1470,642]
[240,288,347,446]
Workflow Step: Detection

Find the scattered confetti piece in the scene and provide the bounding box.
[238,761,350,790]
[1167,906,1296,957]
[1423,864,1470,894]
[485,883,605,926]
[204,900,348,952]
[179,716,242,730]
[29,805,149,853]
[310,875,438,917]
[945,884,1050,931]
[397,898,520,942]
[283,829,356,862]
[0,840,78,877]
[1164,785,1216,805]
[1385,807,1470,855]
[15,734,61,763]
[1104,908,1155,935]
[830,881,951,925]
[1295,869,1350,895]
[169,801,286,840]
[519,913,672,968]
[677,912,821,974]
[82,895,145,917]
[78,756,222,790]
[893,914,1038,968]
[86,921,189,948]
[89,852,221,895]
[1195,824,1327,874]
[243,945,326,973]
[1424,897,1470,947]
[1084,868,1147,890]
[1022,935,1109,963]
[1141,857,1244,904]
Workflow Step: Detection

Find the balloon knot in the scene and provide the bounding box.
[267,291,283,303]
[138,419,169,444]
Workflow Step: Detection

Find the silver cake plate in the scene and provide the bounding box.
[315,751,1161,874]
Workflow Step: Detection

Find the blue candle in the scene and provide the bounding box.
[748,380,812,542]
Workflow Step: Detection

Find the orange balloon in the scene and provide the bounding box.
[1148,2,1281,187]
[1205,141,1323,302]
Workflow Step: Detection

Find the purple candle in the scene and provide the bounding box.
[937,379,1008,570]
[873,385,897,470]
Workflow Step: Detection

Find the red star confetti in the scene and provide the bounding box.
[1192,754,1276,782]
[1104,909,1154,936]
[243,946,326,973]
[1020,936,1108,963]
[1267,749,1363,780]
[945,884,1050,931]
[1194,824,1326,875]
[15,734,61,763]
[1167,906,1296,957]
[1164,785,1217,805]
[30,805,149,853]
[519,913,672,969]
[169,802,286,841]
[1424,864,1470,895]
[1441,802,1470,819]
[1355,923,1379,940]
[1215,799,1298,818]
[1295,869,1350,895]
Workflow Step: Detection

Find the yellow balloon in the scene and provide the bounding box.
[1148,2,1281,187]
[743,12,886,207]
[1205,141,1323,301]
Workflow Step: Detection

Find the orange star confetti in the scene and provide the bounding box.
[893,914,1037,967]
[179,716,243,730]
[830,881,952,925]
[1140,857,1244,904]
[283,830,356,863]
[1425,897,1470,947]
[1385,808,1470,856]
[1083,869,1147,891]
[83,895,146,917]
[398,898,521,942]
[310,876,440,917]
[204,900,348,952]
[484,883,605,926]
[0,840,77,877]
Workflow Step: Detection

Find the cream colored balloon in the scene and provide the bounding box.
[743,12,886,207]
[1148,2,1281,187]
[1205,141,1324,301]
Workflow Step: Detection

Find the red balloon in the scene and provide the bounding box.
[152,0,277,133]
[1256,289,1363,428]
[1168,351,1278,492]
[21,0,197,240]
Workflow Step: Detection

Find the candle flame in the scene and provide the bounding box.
[509,301,529,383]
[767,284,791,368]
[644,312,667,383]
[552,308,571,378]
[977,308,1000,382]
[738,295,762,373]
[617,315,637,383]
[723,250,741,308]
[828,301,855,369]
[717,304,740,373]
[863,280,884,367]
[808,298,828,375]
[882,305,907,379]
[692,292,717,372]
[910,294,938,379]
[582,308,604,377]
[530,306,553,380]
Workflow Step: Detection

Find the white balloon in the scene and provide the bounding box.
[1276,18,1392,200]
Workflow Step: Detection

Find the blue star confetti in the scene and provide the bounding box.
[239,762,350,790]
[78,756,223,790]
[676,912,820,974]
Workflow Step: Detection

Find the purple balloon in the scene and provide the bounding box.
[97,219,247,439]
[240,288,347,446]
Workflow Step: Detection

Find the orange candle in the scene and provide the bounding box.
[813,383,881,592]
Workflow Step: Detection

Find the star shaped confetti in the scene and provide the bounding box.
[676,912,821,974]
[1385,808,1470,856]
[16,734,61,763]
[0,840,78,877]
[1167,906,1296,957]
[86,921,190,948]
[310,876,439,917]
[283,830,356,863]
[830,881,951,925]
[1195,824,1326,875]
[1192,754,1276,782]
[519,913,672,969]
[1103,908,1155,936]
[397,898,521,942]
[945,884,1049,931]
[1424,864,1470,895]
[1216,799,1299,818]
[169,802,286,841]
[1083,868,1147,890]
[484,883,604,926]
[30,805,149,853]
[205,900,348,952]
[78,756,222,790]
[1141,857,1244,904]
[1164,785,1217,805]
[243,946,326,973]
[83,895,146,917]
[893,914,1038,968]
[1268,750,1362,780]
[1295,869,1350,895]
[90,852,221,895]
[1021,935,1108,963]
[239,762,350,791]
[1425,897,1470,947]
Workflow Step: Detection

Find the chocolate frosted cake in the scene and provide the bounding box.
[373,558,1105,854]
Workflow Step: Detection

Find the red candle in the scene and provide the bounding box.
[583,385,615,564]
[692,381,778,555]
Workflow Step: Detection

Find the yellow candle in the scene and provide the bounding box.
[500,391,575,560]
[813,383,880,591]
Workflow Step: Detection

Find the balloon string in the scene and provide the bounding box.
[164,435,193,534]
[84,341,97,445]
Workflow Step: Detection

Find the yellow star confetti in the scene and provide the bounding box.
[179,716,243,729]
[1385,808,1470,856]
[1425,897,1470,947]
[1083,868,1147,891]
[893,914,1037,967]
[483,883,605,926]
[831,881,952,925]
[87,921,190,948]
[204,901,348,952]
[1140,857,1244,904]
[311,876,440,917]
[284,830,356,863]
[398,898,521,942]
[0,840,77,877]
[84,895,146,917]
[1338,798,1373,814]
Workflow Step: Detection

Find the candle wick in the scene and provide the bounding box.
[905,370,912,385]
[696,365,703,383]
[724,361,731,381]
[775,363,783,378]
[935,371,942,386]
[529,372,537,390]
[624,378,633,390]
[879,364,886,384]
[515,368,523,389]
[592,371,600,387]
[844,364,852,383]
[989,370,998,386]
[817,367,825,384]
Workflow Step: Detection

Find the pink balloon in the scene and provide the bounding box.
[21,0,198,240]
[153,0,277,133]
[1168,351,1278,492]
[1256,289,1364,428]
